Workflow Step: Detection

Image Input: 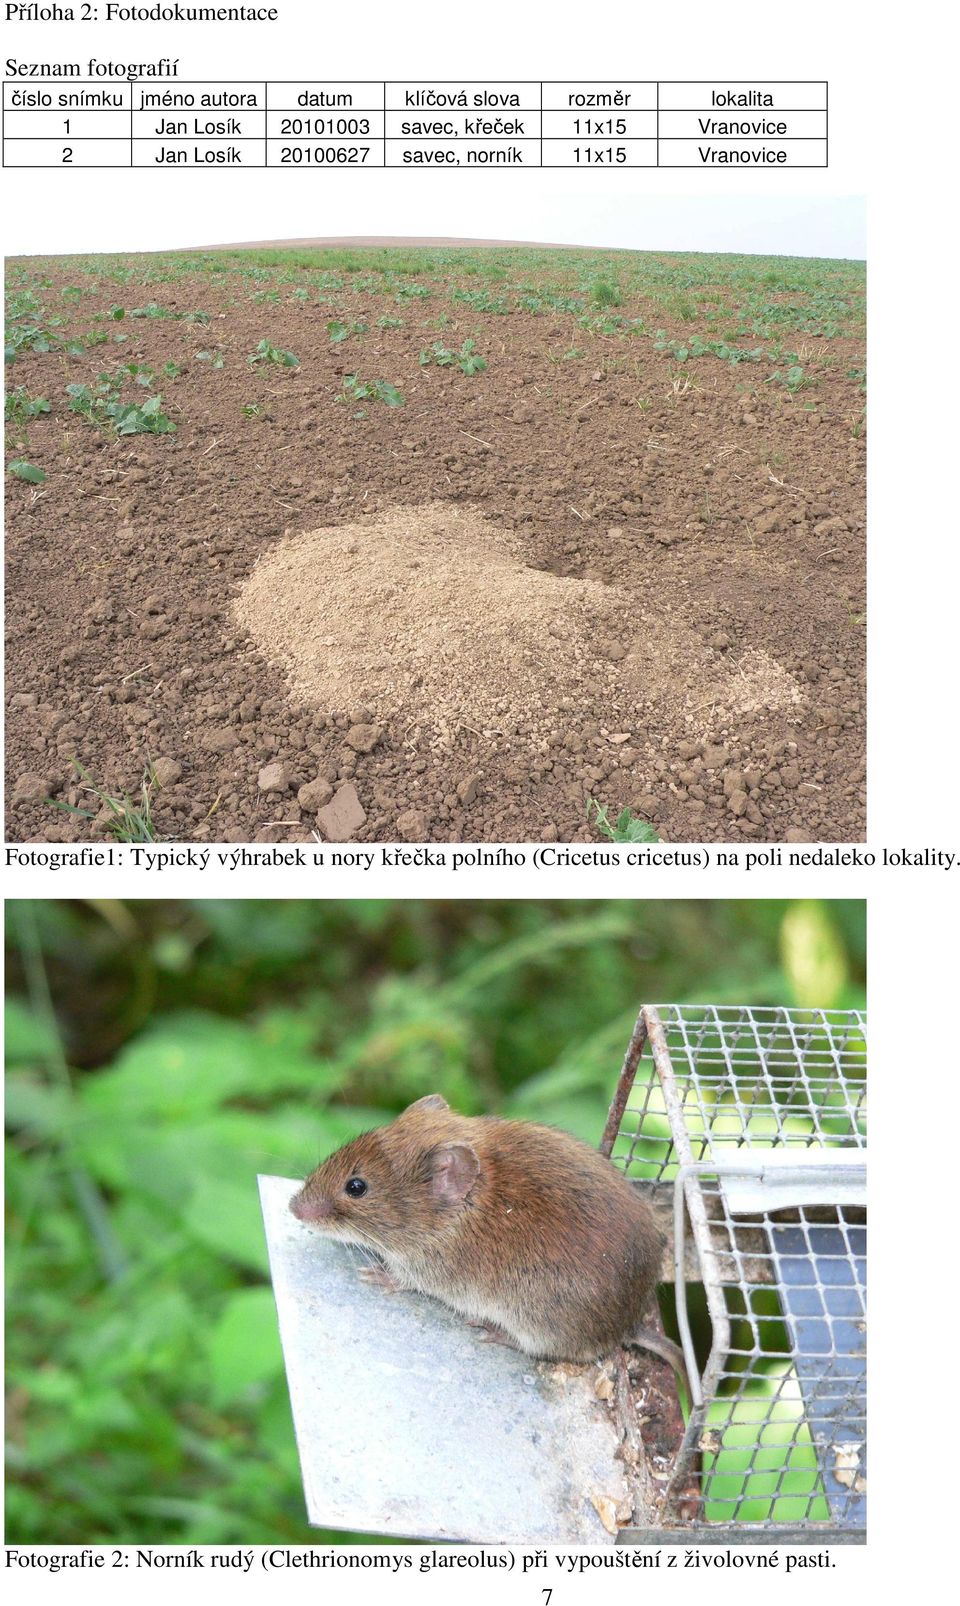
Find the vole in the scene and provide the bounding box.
[290,1093,685,1378]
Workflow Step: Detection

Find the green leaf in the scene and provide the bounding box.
[4,1073,73,1136]
[80,1011,334,1119]
[516,1095,604,1145]
[377,381,405,407]
[207,1287,282,1405]
[5,998,60,1064]
[180,1176,269,1272]
[507,1006,642,1115]
[8,459,45,483]
[73,1102,368,1214]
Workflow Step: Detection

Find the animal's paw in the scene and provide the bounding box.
[357,1265,402,1293]
[470,1321,517,1349]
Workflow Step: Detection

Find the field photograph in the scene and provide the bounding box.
[5,897,866,1542]
[4,239,866,845]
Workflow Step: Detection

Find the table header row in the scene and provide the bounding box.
[3,79,829,112]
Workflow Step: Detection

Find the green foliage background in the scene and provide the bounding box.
[5,898,865,1544]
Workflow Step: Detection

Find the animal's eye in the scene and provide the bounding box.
[344,1177,367,1198]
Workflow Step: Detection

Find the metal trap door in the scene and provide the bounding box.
[258,1175,631,1544]
[769,1215,866,1528]
[607,1003,867,1541]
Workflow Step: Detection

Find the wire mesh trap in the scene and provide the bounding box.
[602,1003,866,1544]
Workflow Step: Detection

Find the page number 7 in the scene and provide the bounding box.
[542,1592,553,1605]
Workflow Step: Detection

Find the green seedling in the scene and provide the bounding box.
[662,295,698,322]
[7,458,46,483]
[377,315,402,329]
[326,319,368,345]
[112,395,176,434]
[5,388,51,429]
[768,364,812,392]
[248,339,300,367]
[655,332,764,366]
[5,318,65,363]
[587,799,660,843]
[457,338,487,375]
[419,339,487,375]
[341,374,405,408]
[5,288,44,318]
[66,372,175,436]
[589,278,622,308]
[125,302,209,324]
[116,361,156,386]
[65,382,102,420]
[51,761,160,842]
[195,350,225,368]
[451,288,510,314]
[419,341,454,368]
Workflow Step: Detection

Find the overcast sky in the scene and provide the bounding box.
[3,183,865,261]
[506,194,866,258]
[262,194,864,260]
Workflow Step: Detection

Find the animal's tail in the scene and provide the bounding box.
[627,1322,688,1383]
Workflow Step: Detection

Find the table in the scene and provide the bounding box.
[2,79,828,168]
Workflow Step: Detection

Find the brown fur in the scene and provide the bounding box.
[291,1093,669,1364]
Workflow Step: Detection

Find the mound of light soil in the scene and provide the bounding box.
[235,503,803,759]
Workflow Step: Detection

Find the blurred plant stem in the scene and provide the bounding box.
[12,902,127,1283]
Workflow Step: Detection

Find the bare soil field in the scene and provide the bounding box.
[5,244,865,844]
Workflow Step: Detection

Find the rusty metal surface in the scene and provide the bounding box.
[599,1007,649,1157]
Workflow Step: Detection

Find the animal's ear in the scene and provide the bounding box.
[404,1093,449,1115]
[429,1143,480,1205]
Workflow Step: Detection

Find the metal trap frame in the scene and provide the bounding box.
[601,1003,866,1544]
